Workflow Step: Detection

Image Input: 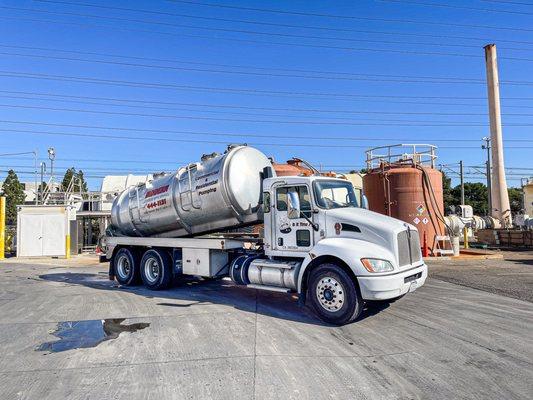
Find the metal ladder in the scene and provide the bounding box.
[178,163,201,211]
[432,235,455,256]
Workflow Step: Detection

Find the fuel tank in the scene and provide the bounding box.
[110,145,274,237]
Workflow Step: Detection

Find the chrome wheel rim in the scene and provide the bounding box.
[316,276,345,312]
[116,255,131,280]
[144,257,160,284]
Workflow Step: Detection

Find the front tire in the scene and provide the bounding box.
[308,263,363,325]
[113,248,140,286]
[140,249,172,290]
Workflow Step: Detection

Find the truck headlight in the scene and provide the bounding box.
[361,258,394,273]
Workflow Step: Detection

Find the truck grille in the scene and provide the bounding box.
[397,229,422,267]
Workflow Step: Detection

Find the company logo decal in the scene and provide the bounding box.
[279,221,292,234]
[145,185,170,199]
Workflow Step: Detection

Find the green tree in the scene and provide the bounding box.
[451,182,488,216]
[77,170,88,192]
[61,168,88,193]
[441,171,455,212]
[1,170,25,224]
[508,187,523,214]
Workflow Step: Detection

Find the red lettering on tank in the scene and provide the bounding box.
[145,185,170,199]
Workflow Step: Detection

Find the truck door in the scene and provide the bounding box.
[273,185,314,252]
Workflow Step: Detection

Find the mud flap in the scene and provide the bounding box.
[108,260,115,281]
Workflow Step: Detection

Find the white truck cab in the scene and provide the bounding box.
[259,175,427,323]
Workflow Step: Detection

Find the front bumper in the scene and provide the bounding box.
[357,263,427,300]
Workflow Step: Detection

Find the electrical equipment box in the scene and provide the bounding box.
[182,248,228,277]
[459,205,473,219]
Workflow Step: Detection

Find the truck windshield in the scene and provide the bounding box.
[313,180,359,209]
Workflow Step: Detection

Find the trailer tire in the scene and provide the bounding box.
[113,248,141,286]
[140,249,172,290]
[308,263,363,325]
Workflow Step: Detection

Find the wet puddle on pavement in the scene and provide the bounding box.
[36,318,149,353]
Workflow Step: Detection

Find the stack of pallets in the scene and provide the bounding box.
[476,229,533,247]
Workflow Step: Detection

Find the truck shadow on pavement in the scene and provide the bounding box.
[38,272,390,326]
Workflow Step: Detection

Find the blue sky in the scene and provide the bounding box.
[0,0,532,189]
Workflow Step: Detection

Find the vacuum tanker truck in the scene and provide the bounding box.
[104,145,427,324]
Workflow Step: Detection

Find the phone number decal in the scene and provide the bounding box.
[146,199,167,209]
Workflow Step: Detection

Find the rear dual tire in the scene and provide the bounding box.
[308,263,363,325]
[113,248,141,286]
[140,249,172,290]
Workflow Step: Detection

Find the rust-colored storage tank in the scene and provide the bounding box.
[363,145,445,255]
[272,158,337,177]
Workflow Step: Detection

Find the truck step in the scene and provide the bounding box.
[247,284,291,293]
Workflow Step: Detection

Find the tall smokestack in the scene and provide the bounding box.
[484,44,511,227]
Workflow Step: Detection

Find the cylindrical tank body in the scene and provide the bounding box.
[444,215,466,237]
[363,163,445,253]
[272,159,337,177]
[272,159,311,177]
[472,215,486,230]
[111,146,274,237]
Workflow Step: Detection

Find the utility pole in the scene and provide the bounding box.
[484,44,511,226]
[482,137,492,216]
[459,160,465,206]
[40,162,46,204]
[33,150,38,205]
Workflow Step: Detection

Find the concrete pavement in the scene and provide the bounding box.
[0,258,532,399]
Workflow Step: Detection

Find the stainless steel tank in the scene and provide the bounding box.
[110,145,274,237]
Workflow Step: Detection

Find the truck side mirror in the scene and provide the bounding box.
[287,191,301,219]
[361,195,369,210]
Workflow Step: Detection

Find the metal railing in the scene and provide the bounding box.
[366,143,438,170]
[41,174,84,205]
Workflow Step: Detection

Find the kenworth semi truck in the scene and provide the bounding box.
[104,145,427,325]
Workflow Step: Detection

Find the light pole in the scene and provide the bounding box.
[47,147,55,184]
[482,137,492,216]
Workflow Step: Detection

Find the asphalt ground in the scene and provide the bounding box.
[0,254,532,399]
[427,250,533,303]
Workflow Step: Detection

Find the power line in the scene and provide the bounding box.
[165,0,533,32]
[379,0,533,15]
[0,155,190,165]
[0,151,36,157]
[6,94,533,118]
[8,155,533,171]
[3,89,533,110]
[4,8,533,60]
[28,1,533,44]
[0,10,518,53]
[2,119,533,143]
[0,69,519,101]
[0,11,492,60]
[0,128,415,148]
[0,44,504,84]
[0,164,156,172]
[0,169,108,179]
[3,127,533,149]
[481,0,533,5]
[4,45,533,85]
[0,103,517,126]
[8,42,533,67]
[0,50,494,85]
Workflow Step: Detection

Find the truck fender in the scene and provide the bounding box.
[296,238,396,294]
